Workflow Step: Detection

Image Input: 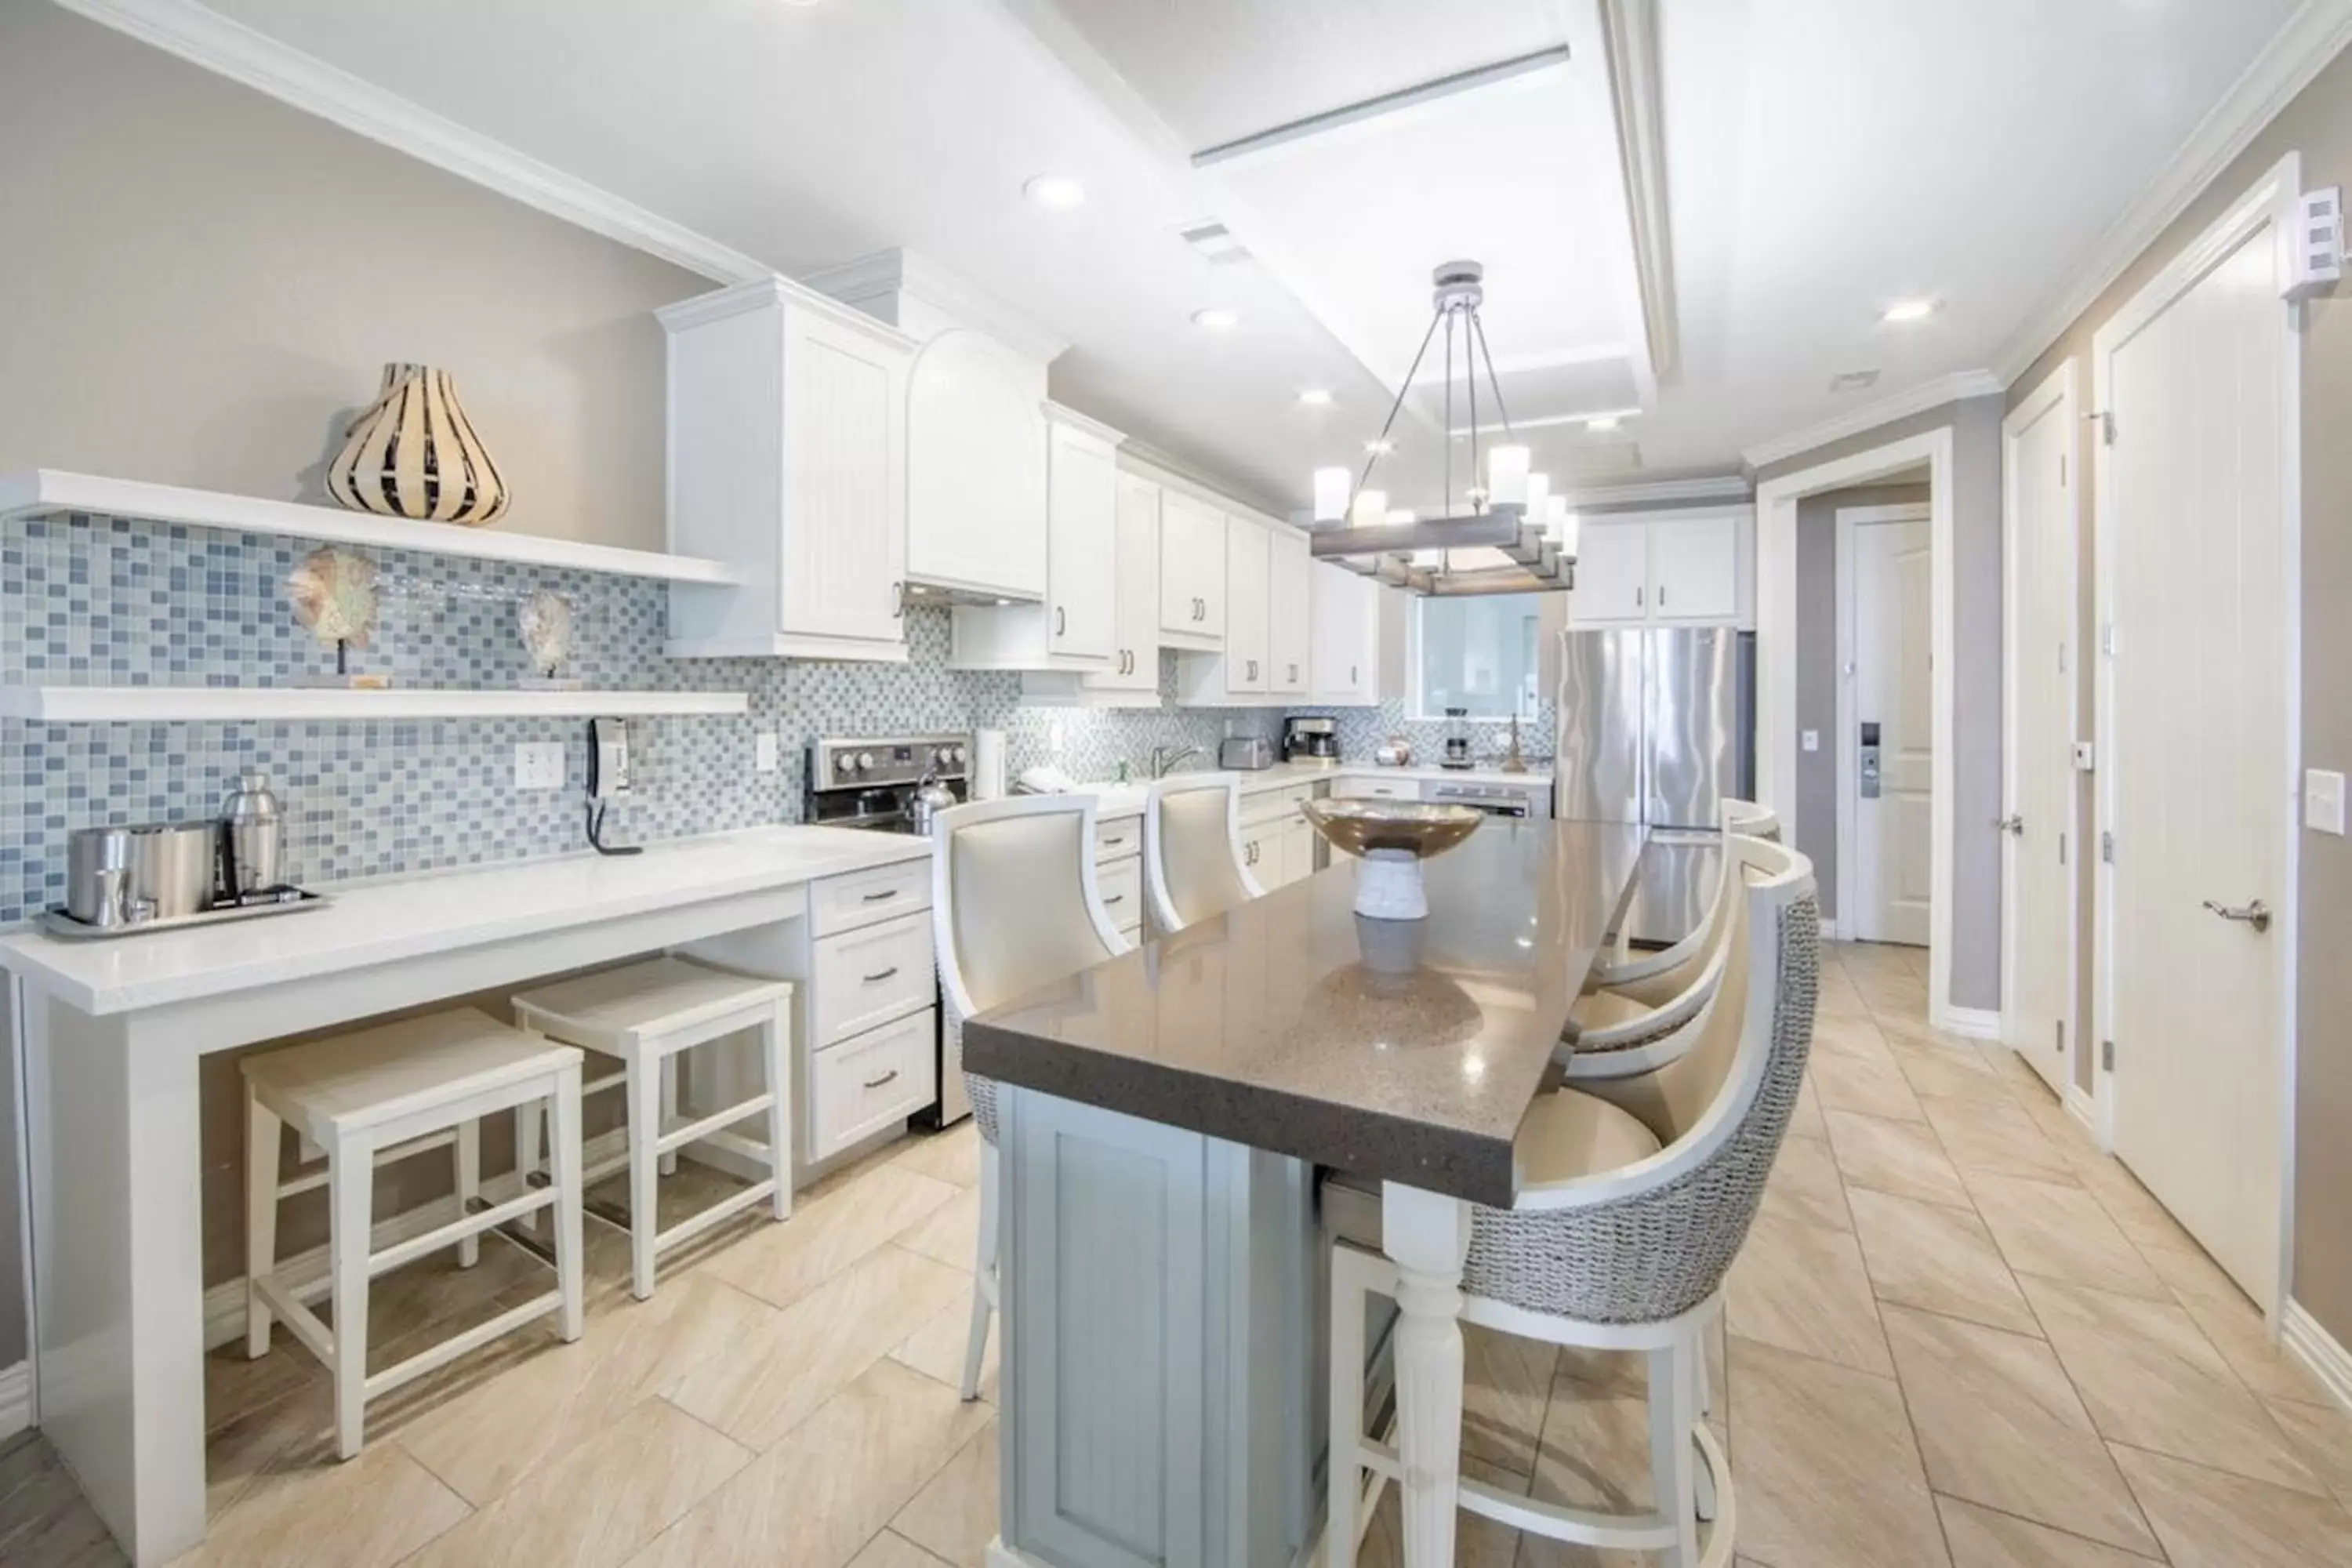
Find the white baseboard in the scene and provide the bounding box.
[2063,1083,2100,1136]
[0,1359,30,1440]
[1936,1005,2002,1041]
[2285,1300,2352,1415]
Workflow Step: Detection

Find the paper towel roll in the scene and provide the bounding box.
[974,729,1007,800]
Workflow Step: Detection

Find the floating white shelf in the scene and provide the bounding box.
[0,470,742,586]
[0,687,750,723]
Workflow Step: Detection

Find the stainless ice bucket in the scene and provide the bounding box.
[65,822,219,926]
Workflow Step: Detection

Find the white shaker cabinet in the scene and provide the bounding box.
[953,404,1123,670]
[1566,520,1650,625]
[659,276,916,662]
[1566,506,1752,628]
[1268,527,1312,695]
[1224,514,1271,694]
[1159,488,1229,648]
[1309,564,1407,706]
[1091,471,1161,691]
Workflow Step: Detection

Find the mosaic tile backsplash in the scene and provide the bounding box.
[0,512,1287,925]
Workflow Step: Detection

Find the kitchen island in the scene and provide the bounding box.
[964,818,1648,1568]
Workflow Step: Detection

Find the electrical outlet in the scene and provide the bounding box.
[514,741,565,792]
[755,732,780,774]
[1800,730,1820,753]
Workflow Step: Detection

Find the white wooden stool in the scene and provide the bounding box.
[242,1007,586,1461]
[511,956,794,1300]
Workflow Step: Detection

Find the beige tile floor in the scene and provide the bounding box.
[11,939,2352,1566]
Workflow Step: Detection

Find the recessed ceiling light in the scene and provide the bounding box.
[1022,174,1085,209]
[1364,438,1393,455]
[1881,299,1939,324]
[1297,388,1333,407]
[1191,307,1238,331]
[1830,368,1882,393]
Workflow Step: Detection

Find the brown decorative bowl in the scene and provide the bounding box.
[1302,798,1483,859]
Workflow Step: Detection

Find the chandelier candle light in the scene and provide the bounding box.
[1308,260,1575,597]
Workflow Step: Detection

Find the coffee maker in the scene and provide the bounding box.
[1282,716,1339,761]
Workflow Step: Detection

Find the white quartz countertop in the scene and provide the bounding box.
[1073,760,1554,818]
[0,825,931,1016]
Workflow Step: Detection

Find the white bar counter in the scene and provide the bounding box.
[0,825,930,1564]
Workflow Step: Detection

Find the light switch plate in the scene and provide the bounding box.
[514,741,565,792]
[754,732,780,774]
[1800,730,1820,753]
[2307,768,2347,836]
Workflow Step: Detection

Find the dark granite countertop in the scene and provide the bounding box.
[963,818,1649,1207]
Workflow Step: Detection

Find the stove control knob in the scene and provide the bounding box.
[941,746,962,768]
[855,751,877,772]
[837,753,863,777]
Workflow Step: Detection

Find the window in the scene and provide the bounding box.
[1410,592,1545,720]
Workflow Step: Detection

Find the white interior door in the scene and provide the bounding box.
[1848,514,1933,946]
[2100,165,2291,1308]
[2005,374,2079,1096]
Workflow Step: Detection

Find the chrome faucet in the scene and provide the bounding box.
[1151,744,1205,778]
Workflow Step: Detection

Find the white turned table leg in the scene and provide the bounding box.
[1381,1181,1472,1568]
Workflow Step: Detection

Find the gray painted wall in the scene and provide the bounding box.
[0,3,704,553]
[1792,481,1933,924]
[2012,42,2352,1350]
[1756,398,2005,1011]
[0,2,716,1370]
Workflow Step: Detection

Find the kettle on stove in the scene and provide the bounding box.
[908,768,958,837]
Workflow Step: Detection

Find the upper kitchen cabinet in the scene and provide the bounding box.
[952,404,1123,670]
[804,249,1064,604]
[1174,511,1310,706]
[1566,506,1754,628]
[659,275,916,662]
[1267,527,1312,695]
[1309,563,1406,706]
[1157,486,1228,648]
[1018,464,1161,706]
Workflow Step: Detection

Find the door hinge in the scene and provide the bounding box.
[2059,831,2067,866]
[2085,409,2115,445]
[2102,1038,2115,1072]
[2100,829,2114,864]
[2056,1019,2066,1056]
[2059,452,2067,487]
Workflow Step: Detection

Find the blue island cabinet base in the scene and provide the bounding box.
[995,1084,1324,1568]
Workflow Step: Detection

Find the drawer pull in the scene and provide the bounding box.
[862,965,901,983]
[861,888,900,903]
[862,1069,902,1090]
[1103,893,1125,905]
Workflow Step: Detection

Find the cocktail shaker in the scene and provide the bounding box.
[220,771,285,895]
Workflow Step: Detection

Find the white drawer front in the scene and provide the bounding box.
[1331,776,1418,801]
[813,911,935,1047]
[1095,856,1143,927]
[1093,816,1142,864]
[811,1009,937,1160]
[811,858,931,937]
[1240,782,1313,827]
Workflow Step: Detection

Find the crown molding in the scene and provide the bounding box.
[800,249,1069,365]
[1740,369,2003,472]
[1599,0,1679,387]
[1564,475,1751,507]
[53,0,772,285]
[1116,439,1290,524]
[652,274,919,351]
[1990,0,2352,384]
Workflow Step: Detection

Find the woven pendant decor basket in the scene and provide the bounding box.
[325,362,510,526]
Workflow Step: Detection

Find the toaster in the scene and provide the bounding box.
[1218,735,1275,771]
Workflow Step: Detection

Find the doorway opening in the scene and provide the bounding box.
[1834,492,1933,949]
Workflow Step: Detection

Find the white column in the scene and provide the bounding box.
[1381,1181,1472,1568]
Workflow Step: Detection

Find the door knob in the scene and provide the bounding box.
[2201,898,2272,933]
[1995,815,2025,836]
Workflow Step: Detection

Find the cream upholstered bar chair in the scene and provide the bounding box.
[933,793,1131,1399]
[1721,797,1779,841]
[1326,837,1819,1568]
[1142,771,1265,935]
[1567,801,1781,1080]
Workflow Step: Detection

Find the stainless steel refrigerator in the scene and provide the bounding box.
[1554,627,1755,830]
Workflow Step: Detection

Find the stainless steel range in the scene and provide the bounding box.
[804,734,971,1125]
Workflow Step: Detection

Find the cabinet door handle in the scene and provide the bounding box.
[1055,606,1066,636]
[862,1069,901,1091]
[1635,586,1643,608]
[1103,893,1125,906]
[861,965,900,984]
[893,581,906,619]
[861,888,900,903]
[1351,664,1359,684]
[1658,584,1667,607]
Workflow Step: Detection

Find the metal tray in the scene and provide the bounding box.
[39,889,328,941]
